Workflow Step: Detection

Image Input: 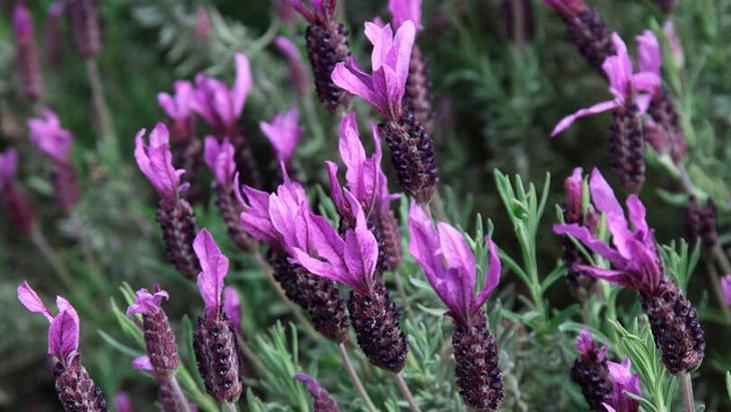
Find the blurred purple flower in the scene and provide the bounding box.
[27,110,73,165]
[113,392,134,412]
[196,6,211,45]
[603,359,641,412]
[331,21,416,119]
[12,2,44,102]
[388,0,422,31]
[0,149,19,185]
[274,36,310,95]
[192,53,252,135]
[259,108,303,164]
[193,229,230,317]
[721,275,731,306]
[135,123,189,202]
[575,328,607,362]
[0,149,35,233]
[158,80,196,141]
[203,137,236,189]
[45,0,65,69]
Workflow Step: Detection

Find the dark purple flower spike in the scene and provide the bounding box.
[0,149,35,234]
[407,203,504,411]
[66,0,102,58]
[683,197,717,253]
[191,229,245,404]
[135,123,201,280]
[289,0,351,113]
[554,169,705,374]
[295,373,340,412]
[17,281,107,412]
[12,3,43,102]
[570,329,612,411]
[45,1,66,70]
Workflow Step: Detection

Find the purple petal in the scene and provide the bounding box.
[475,237,501,308]
[193,229,229,316]
[720,275,731,306]
[553,223,624,267]
[292,247,350,286]
[325,161,349,220]
[391,20,416,102]
[589,169,633,258]
[625,195,648,235]
[132,355,153,372]
[134,123,185,200]
[388,0,422,30]
[222,286,242,333]
[126,287,169,317]
[231,53,252,119]
[203,136,236,187]
[48,309,79,363]
[260,108,303,163]
[113,392,134,412]
[237,181,279,245]
[17,281,53,322]
[573,263,633,287]
[551,100,618,137]
[295,373,328,398]
[436,222,476,290]
[27,110,73,164]
[338,112,367,174]
[342,194,379,292]
[603,33,633,100]
[331,62,384,115]
[630,72,661,96]
[636,30,661,75]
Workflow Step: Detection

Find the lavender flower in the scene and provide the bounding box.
[292,194,408,372]
[721,275,731,307]
[126,287,180,379]
[295,373,340,412]
[683,198,717,252]
[17,281,107,411]
[274,37,310,95]
[45,1,65,70]
[332,21,438,203]
[289,0,351,113]
[552,33,661,191]
[135,123,200,280]
[571,329,612,411]
[28,110,81,212]
[554,169,705,374]
[603,359,641,412]
[236,174,350,342]
[560,168,598,297]
[0,149,35,234]
[12,3,43,102]
[131,356,192,412]
[408,203,504,410]
[192,229,245,403]
[326,112,402,271]
[66,0,102,58]
[260,108,304,166]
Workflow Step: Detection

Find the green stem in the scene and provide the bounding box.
[84,58,117,152]
[222,402,238,412]
[681,372,695,412]
[169,375,193,412]
[337,343,378,412]
[30,224,74,289]
[394,372,421,412]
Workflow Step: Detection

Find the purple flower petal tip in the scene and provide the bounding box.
[193,229,229,316]
[27,109,73,164]
[260,107,303,163]
[134,123,186,200]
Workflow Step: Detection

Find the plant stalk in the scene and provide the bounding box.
[169,375,193,412]
[337,343,378,412]
[30,224,74,289]
[84,58,117,148]
[222,401,238,412]
[394,372,422,412]
[681,372,695,412]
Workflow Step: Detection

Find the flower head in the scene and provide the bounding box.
[259,108,303,164]
[331,20,416,119]
[551,33,661,136]
[326,112,398,224]
[192,53,252,134]
[564,167,584,220]
[275,36,309,95]
[292,192,380,295]
[0,149,19,186]
[126,287,169,317]
[203,137,236,188]
[27,109,73,164]
[17,281,79,367]
[158,80,196,140]
[193,229,230,317]
[575,328,607,363]
[223,286,242,333]
[407,202,501,325]
[553,168,664,293]
[134,123,189,202]
[603,359,641,412]
[389,0,422,31]
[12,2,34,39]
[288,0,338,25]
[721,275,731,307]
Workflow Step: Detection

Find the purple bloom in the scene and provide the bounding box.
[551,33,661,136]
[203,137,236,188]
[113,392,134,412]
[135,123,189,202]
[259,108,303,164]
[575,328,607,362]
[326,112,398,224]
[191,53,252,135]
[291,192,380,295]
[407,202,501,325]
[636,30,661,77]
[274,36,310,95]
[223,286,242,334]
[12,3,33,38]
[564,167,584,219]
[553,168,664,293]
[0,149,19,186]
[193,229,230,317]
[603,359,641,412]
[158,80,196,141]
[388,0,422,31]
[27,109,73,165]
[126,287,169,317]
[721,275,731,307]
[331,21,416,120]
[17,281,80,367]
[289,0,337,25]
[132,355,153,372]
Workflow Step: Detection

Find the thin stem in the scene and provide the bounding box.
[235,333,267,377]
[169,375,193,412]
[712,245,731,276]
[681,372,695,412]
[705,261,731,325]
[337,343,378,412]
[84,58,117,147]
[30,224,74,289]
[393,372,422,412]
[222,402,238,412]
[253,251,322,342]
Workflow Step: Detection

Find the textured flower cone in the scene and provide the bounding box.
[500,0,535,44]
[304,23,351,113]
[570,348,611,411]
[561,205,595,298]
[66,0,102,58]
[142,309,180,379]
[305,387,339,412]
[156,378,189,412]
[193,315,244,403]
[373,206,403,272]
[347,283,408,372]
[172,138,204,203]
[267,249,350,342]
[609,103,645,192]
[638,281,705,374]
[15,34,44,102]
[403,46,434,133]
[54,357,107,412]
[452,312,504,412]
[156,199,201,280]
[647,90,687,163]
[214,184,255,251]
[652,0,676,14]
[3,184,35,235]
[51,163,82,214]
[683,198,717,252]
[379,113,439,204]
[230,133,262,189]
[563,8,616,76]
